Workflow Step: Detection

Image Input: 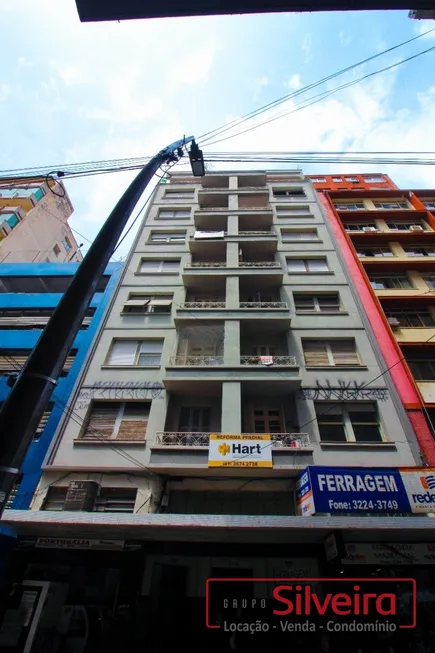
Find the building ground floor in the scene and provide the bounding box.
[1,514,435,653]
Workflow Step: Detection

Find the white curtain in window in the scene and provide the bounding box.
[108,341,137,365]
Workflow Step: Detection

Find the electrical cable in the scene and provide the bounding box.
[201,43,435,148]
[196,27,435,146]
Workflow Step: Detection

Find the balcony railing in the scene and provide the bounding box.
[240,355,297,367]
[168,355,224,366]
[180,301,225,309]
[238,230,274,236]
[239,261,281,268]
[239,301,288,309]
[188,261,227,268]
[154,432,310,448]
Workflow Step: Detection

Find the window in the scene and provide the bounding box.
[335,202,365,211]
[61,236,72,253]
[303,340,360,366]
[0,349,76,375]
[408,360,435,381]
[424,201,435,211]
[179,406,211,432]
[374,202,409,210]
[422,276,435,289]
[316,403,383,443]
[344,177,359,182]
[53,244,61,257]
[385,310,435,328]
[252,407,284,434]
[0,307,95,330]
[158,209,191,219]
[164,189,194,200]
[82,402,149,441]
[122,294,172,314]
[363,176,385,183]
[276,206,311,216]
[356,247,393,258]
[107,339,163,366]
[138,259,180,274]
[332,177,343,183]
[273,188,306,197]
[281,230,318,241]
[386,222,425,231]
[369,275,413,290]
[43,486,137,512]
[344,223,377,232]
[311,177,326,183]
[287,258,328,273]
[150,231,186,243]
[294,294,340,313]
[404,247,435,257]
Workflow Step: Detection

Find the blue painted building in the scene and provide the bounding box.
[0,261,121,510]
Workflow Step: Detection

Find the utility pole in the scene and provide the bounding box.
[0,136,205,516]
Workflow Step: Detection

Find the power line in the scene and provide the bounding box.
[197,27,435,146]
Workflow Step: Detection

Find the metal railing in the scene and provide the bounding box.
[238,230,275,236]
[168,355,224,366]
[154,432,310,448]
[239,301,288,309]
[197,206,229,211]
[188,261,227,268]
[179,301,226,309]
[239,261,281,268]
[240,355,297,367]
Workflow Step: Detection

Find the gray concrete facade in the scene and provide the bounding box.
[32,170,420,516]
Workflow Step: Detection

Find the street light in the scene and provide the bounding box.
[189,140,205,177]
[0,136,202,516]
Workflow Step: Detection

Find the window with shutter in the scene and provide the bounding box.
[107,340,163,366]
[287,259,328,273]
[82,402,149,442]
[158,209,191,219]
[139,259,180,273]
[303,340,360,367]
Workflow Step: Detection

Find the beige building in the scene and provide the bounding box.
[0,178,82,263]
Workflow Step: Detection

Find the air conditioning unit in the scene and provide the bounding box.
[362,227,377,232]
[64,481,100,512]
[387,317,401,327]
[410,225,424,231]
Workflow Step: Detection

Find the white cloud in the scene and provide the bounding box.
[51,63,87,86]
[415,21,435,39]
[287,74,302,90]
[0,84,12,102]
[252,75,270,100]
[166,40,220,88]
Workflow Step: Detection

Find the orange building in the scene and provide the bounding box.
[311,175,435,465]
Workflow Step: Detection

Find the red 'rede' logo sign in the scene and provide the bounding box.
[206,578,416,634]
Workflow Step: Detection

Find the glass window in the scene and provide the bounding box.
[139,259,180,273]
[316,402,383,443]
[332,177,342,182]
[150,232,186,243]
[424,201,435,211]
[281,230,318,241]
[53,244,61,256]
[386,310,435,328]
[404,247,435,257]
[345,177,359,182]
[107,340,163,366]
[164,189,194,200]
[369,276,412,290]
[287,259,328,273]
[311,178,326,183]
[374,202,409,210]
[363,176,385,183]
[123,294,172,314]
[357,247,393,257]
[423,276,435,289]
[335,203,365,211]
[303,340,360,366]
[294,294,340,312]
[273,188,306,197]
[408,360,435,381]
[158,209,191,219]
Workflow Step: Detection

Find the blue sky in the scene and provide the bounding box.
[1,1,435,256]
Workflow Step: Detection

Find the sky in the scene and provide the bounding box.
[1,1,435,258]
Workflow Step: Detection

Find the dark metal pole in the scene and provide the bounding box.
[0,136,193,516]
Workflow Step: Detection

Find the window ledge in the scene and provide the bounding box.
[147,242,186,245]
[119,312,171,317]
[73,439,146,446]
[305,365,368,371]
[150,445,208,451]
[319,441,396,449]
[101,365,161,369]
[135,272,179,276]
[288,271,335,275]
[283,239,322,244]
[295,311,349,316]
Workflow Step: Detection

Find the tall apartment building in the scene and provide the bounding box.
[0,177,82,263]
[2,170,433,652]
[310,175,435,465]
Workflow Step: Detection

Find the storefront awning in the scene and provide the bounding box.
[2,511,435,544]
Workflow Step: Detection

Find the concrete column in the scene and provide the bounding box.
[226,276,239,309]
[224,319,240,365]
[229,176,238,190]
[229,194,238,210]
[227,242,240,267]
[222,381,242,433]
[227,214,239,236]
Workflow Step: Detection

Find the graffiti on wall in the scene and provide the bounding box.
[75,381,164,410]
[298,379,389,402]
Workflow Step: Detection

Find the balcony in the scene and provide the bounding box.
[198,192,229,210]
[237,174,267,188]
[168,355,224,366]
[154,431,309,448]
[201,175,230,189]
[240,355,296,367]
[239,301,287,309]
[238,192,269,209]
[183,259,283,287]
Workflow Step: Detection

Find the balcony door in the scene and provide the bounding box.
[179,406,211,432]
[252,407,284,434]
[251,345,276,356]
